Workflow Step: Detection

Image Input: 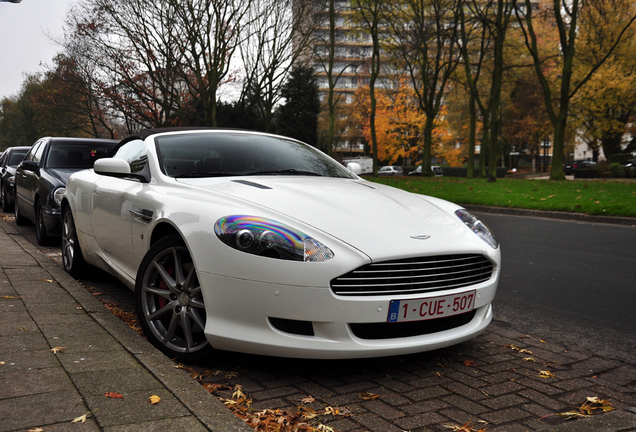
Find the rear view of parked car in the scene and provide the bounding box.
[0,146,30,212]
[14,137,118,245]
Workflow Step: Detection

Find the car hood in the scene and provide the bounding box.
[46,168,84,186]
[178,177,488,261]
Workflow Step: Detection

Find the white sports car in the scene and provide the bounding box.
[61,128,500,361]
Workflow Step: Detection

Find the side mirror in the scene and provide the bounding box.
[94,158,131,175]
[19,160,38,171]
[347,162,362,175]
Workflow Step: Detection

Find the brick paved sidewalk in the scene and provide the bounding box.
[191,321,636,432]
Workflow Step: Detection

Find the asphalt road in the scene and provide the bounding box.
[476,212,636,364]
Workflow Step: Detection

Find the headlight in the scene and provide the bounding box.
[214,215,335,262]
[455,209,498,249]
[53,187,65,207]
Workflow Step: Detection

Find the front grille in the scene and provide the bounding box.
[350,310,476,340]
[331,254,493,296]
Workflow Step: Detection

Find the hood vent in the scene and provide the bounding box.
[231,179,272,190]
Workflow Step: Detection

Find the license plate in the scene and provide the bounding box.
[387,290,476,323]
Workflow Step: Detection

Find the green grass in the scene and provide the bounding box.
[367,176,636,218]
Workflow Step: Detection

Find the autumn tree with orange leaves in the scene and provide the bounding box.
[354,81,462,166]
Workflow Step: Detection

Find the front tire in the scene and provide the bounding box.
[62,207,86,277]
[135,235,212,361]
[36,203,51,246]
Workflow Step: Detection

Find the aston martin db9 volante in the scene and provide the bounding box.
[61,128,500,360]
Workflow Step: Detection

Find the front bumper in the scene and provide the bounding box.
[42,206,62,237]
[198,270,498,359]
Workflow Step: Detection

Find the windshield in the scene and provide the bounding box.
[47,141,118,169]
[156,132,355,179]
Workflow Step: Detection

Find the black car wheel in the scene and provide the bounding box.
[14,196,29,226]
[61,207,85,277]
[1,184,10,213]
[35,203,51,246]
[135,235,212,361]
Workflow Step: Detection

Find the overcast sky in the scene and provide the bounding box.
[0,0,69,100]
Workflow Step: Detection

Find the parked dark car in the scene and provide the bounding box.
[0,146,30,212]
[563,160,597,175]
[14,137,118,245]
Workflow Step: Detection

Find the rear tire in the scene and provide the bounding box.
[14,197,28,226]
[1,184,11,213]
[61,207,86,277]
[135,235,212,361]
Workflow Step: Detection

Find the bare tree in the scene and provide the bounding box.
[61,0,251,130]
[350,0,392,174]
[390,0,463,176]
[514,0,636,179]
[169,0,251,127]
[237,0,314,131]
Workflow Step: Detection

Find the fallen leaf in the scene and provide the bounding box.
[463,359,477,367]
[523,357,537,362]
[202,383,229,392]
[432,371,444,377]
[50,347,66,354]
[359,392,379,400]
[557,410,588,420]
[1,295,15,299]
[105,392,124,399]
[41,279,55,283]
[0,361,5,365]
[539,371,555,378]
[71,413,90,423]
[299,395,315,404]
[443,420,487,431]
[323,406,339,416]
[27,428,44,432]
[232,385,246,400]
[148,395,161,404]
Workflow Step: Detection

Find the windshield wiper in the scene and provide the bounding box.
[249,169,323,176]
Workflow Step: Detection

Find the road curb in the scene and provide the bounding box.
[465,205,636,227]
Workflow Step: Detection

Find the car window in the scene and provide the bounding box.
[155,132,355,179]
[112,139,148,173]
[47,141,117,169]
[8,150,28,166]
[26,140,45,163]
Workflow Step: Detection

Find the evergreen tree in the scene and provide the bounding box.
[275,66,320,146]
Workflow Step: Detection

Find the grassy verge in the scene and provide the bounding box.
[367,176,636,218]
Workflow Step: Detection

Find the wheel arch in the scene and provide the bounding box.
[149,222,182,248]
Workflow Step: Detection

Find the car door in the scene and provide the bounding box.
[16,139,46,220]
[90,139,151,279]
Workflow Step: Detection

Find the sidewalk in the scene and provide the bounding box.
[0,218,251,432]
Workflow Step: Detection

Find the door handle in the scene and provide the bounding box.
[129,208,153,222]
